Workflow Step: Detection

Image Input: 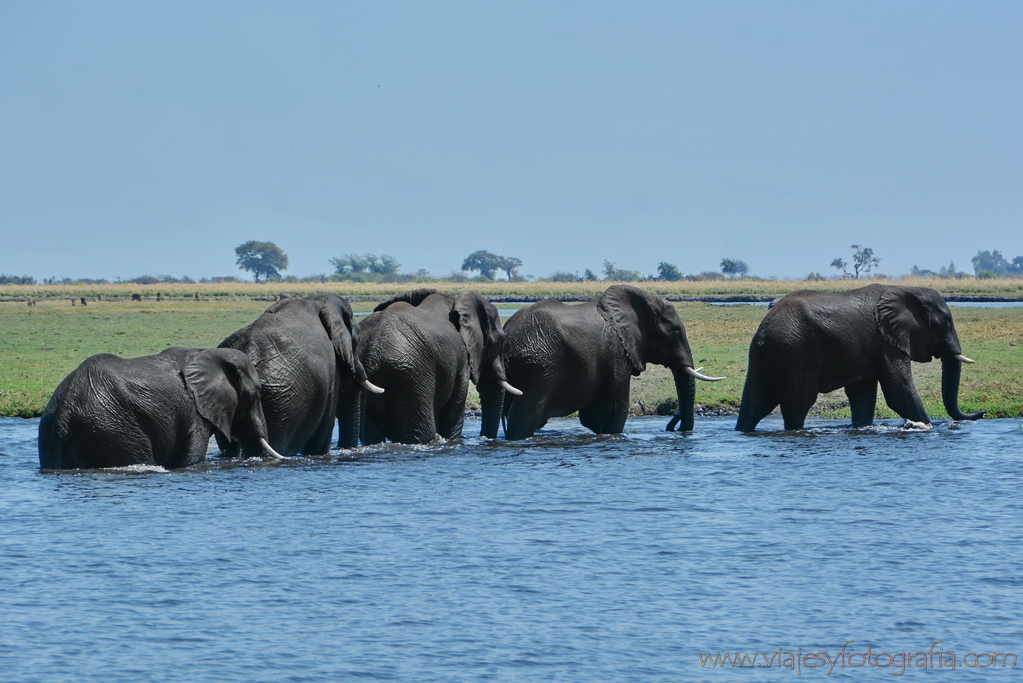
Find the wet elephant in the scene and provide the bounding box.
[219,294,381,456]
[345,289,518,445]
[735,284,984,431]
[38,347,282,469]
[481,285,723,440]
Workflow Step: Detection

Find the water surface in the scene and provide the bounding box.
[2,416,1021,681]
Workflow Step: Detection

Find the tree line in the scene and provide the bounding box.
[6,242,1023,286]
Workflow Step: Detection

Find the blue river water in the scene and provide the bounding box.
[2,415,1022,681]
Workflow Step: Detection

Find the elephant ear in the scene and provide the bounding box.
[183,348,245,442]
[318,296,359,375]
[596,285,646,374]
[374,288,440,312]
[875,288,933,362]
[451,291,490,384]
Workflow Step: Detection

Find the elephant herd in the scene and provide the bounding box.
[37,284,983,470]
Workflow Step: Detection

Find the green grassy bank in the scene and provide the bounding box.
[2,295,1019,421]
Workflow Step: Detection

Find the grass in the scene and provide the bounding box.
[4,276,1023,302]
[2,296,1021,421]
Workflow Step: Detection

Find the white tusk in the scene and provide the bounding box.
[361,378,385,394]
[685,366,726,382]
[259,437,287,460]
[954,354,976,364]
[499,380,523,396]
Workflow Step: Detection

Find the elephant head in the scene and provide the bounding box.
[183,348,284,459]
[451,290,519,394]
[875,287,984,421]
[596,285,723,432]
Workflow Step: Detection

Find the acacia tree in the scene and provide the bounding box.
[461,250,511,280]
[832,245,880,279]
[235,241,289,282]
[498,256,523,281]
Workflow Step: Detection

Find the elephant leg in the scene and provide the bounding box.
[845,378,878,428]
[779,390,817,430]
[878,356,931,425]
[505,395,548,440]
[363,395,386,445]
[436,383,468,441]
[735,372,778,432]
[336,385,363,449]
[578,396,629,435]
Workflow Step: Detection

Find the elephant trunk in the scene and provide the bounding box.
[666,368,696,432]
[941,356,984,421]
[478,379,505,439]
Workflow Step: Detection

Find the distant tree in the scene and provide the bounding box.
[583,269,598,281]
[1011,256,1023,276]
[720,258,749,279]
[687,271,724,281]
[461,250,503,279]
[497,256,523,280]
[971,250,1009,276]
[548,270,580,282]
[0,274,37,285]
[832,245,879,279]
[371,254,401,275]
[805,272,827,281]
[329,253,369,275]
[601,260,642,281]
[236,241,289,282]
[657,262,683,281]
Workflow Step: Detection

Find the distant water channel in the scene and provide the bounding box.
[2,416,1022,681]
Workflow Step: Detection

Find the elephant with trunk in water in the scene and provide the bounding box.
[736,284,984,431]
[481,285,724,440]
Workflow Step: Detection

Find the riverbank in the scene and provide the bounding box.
[2,295,1019,420]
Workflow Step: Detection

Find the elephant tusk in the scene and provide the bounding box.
[361,378,385,394]
[685,366,726,382]
[259,438,287,460]
[954,354,976,364]
[499,380,523,396]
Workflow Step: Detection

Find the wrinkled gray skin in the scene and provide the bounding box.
[345,289,512,445]
[482,285,702,440]
[220,294,370,455]
[38,347,271,470]
[736,284,985,431]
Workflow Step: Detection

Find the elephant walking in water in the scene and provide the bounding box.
[735,284,984,431]
[38,347,282,469]
[345,289,519,445]
[481,285,724,440]
[220,294,382,456]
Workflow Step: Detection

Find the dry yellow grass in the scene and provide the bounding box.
[4,276,1023,302]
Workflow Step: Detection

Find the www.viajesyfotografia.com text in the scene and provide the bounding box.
[698,640,1016,675]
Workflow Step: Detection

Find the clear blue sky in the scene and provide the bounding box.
[2,1,1021,281]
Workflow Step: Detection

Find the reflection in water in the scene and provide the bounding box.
[0,416,1021,682]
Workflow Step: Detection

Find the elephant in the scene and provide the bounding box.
[219,294,382,456]
[480,285,724,440]
[343,288,520,445]
[735,284,984,431]
[38,347,283,470]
